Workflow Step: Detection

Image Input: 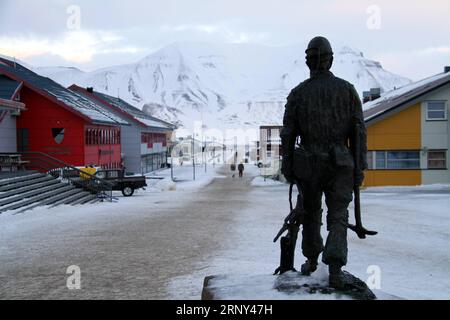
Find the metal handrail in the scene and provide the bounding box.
[0,152,114,202]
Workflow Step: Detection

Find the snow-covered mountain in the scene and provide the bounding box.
[35,42,411,130]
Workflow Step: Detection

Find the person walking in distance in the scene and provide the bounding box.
[230,162,236,178]
[238,163,244,178]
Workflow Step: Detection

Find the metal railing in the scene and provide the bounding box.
[0,152,114,201]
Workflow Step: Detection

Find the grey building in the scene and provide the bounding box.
[70,85,176,174]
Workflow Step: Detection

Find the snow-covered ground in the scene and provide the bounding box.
[1,164,449,299]
[251,176,284,187]
[145,164,226,192]
[0,164,243,299]
[169,176,450,300]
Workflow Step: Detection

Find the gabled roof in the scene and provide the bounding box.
[364,71,450,124]
[0,57,128,126]
[70,85,175,131]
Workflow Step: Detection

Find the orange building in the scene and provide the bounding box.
[363,68,450,186]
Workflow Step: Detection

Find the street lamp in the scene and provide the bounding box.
[204,141,207,173]
[192,137,196,181]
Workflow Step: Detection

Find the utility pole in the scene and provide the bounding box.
[171,152,174,181]
[223,137,226,164]
[202,136,205,166]
[192,138,196,181]
[213,137,216,167]
[204,140,207,173]
[234,136,237,164]
[245,142,249,164]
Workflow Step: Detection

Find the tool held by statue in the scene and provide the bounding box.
[273,182,305,275]
[347,122,378,239]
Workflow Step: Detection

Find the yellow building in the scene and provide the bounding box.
[363,68,450,186]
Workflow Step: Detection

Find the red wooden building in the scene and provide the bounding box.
[0,57,128,168]
[70,85,175,174]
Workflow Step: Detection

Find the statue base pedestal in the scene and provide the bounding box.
[202,266,401,300]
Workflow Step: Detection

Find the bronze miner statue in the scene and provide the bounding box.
[275,36,377,295]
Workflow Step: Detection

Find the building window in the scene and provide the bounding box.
[370,150,420,169]
[89,129,92,145]
[428,150,447,169]
[426,101,447,120]
[387,151,420,169]
[367,152,374,169]
[375,151,386,169]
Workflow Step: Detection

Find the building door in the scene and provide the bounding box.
[17,128,29,152]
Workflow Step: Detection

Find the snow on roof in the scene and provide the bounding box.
[0,57,128,125]
[92,91,175,130]
[364,72,450,122]
[132,116,167,129]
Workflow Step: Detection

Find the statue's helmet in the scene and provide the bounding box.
[305,36,333,58]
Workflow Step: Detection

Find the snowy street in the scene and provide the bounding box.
[171,176,450,300]
[0,165,252,299]
[0,164,449,299]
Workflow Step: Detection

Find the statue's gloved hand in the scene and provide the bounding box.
[354,170,365,186]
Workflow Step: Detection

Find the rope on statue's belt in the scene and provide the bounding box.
[289,182,294,212]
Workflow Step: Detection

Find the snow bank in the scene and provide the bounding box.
[365,183,450,192]
[155,178,176,191]
[145,164,224,192]
[251,176,285,187]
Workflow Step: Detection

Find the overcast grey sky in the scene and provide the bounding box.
[0,0,449,80]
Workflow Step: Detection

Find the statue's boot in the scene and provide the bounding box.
[300,257,318,275]
[328,265,345,289]
[328,265,377,299]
